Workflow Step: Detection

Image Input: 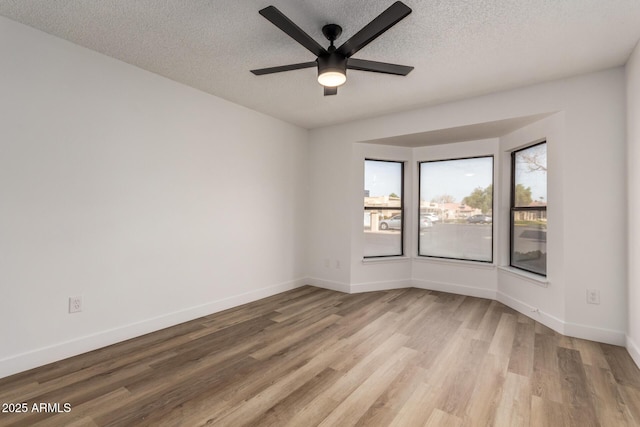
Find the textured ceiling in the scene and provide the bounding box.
[1,0,639,129]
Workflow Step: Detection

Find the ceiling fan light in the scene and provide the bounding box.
[317,53,347,87]
[318,71,346,87]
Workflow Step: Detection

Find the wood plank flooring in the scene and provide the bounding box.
[1,286,640,426]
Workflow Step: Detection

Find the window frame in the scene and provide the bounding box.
[364,159,405,258]
[417,155,494,263]
[510,141,547,277]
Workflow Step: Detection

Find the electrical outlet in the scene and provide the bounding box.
[69,296,82,313]
[586,289,600,305]
[335,260,341,269]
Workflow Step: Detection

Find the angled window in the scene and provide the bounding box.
[364,160,404,257]
[511,142,547,276]
[418,156,493,262]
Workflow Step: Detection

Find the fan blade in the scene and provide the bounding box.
[336,1,411,58]
[251,61,317,75]
[347,58,413,75]
[259,6,328,57]
[324,86,338,96]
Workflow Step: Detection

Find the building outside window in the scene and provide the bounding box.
[418,156,494,262]
[364,159,404,257]
[511,141,547,276]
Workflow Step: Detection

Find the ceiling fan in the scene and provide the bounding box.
[250,1,414,96]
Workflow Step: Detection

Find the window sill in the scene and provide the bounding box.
[362,256,411,264]
[498,266,548,287]
[413,256,495,270]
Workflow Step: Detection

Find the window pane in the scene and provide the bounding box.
[511,142,547,276]
[364,161,402,208]
[418,157,493,262]
[511,210,547,275]
[364,160,403,257]
[363,209,402,257]
[514,143,547,207]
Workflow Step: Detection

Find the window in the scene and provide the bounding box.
[364,160,404,257]
[511,142,547,276]
[418,156,493,262]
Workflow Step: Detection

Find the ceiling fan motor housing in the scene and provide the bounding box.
[317,53,347,86]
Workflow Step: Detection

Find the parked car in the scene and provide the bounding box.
[423,213,440,222]
[379,215,402,230]
[419,215,433,230]
[467,214,492,224]
[378,215,433,230]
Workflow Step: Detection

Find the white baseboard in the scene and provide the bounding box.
[413,278,497,300]
[0,278,306,380]
[627,335,640,369]
[496,291,566,335]
[496,291,625,346]
[306,277,351,293]
[350,279,413,294]
[563,322,626,346]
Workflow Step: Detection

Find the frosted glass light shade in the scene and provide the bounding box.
[317,71,346,87]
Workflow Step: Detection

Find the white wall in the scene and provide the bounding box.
[306,132,353,291]
[627,40,640,367]
[0,17,309,378]
[308,67,628,345]
[497,114,566,334]
[560,72,627,341]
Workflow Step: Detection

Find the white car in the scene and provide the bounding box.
[419,215,434,229]
[379,214,402,230]
[378,215,433,230]
[423,213,440,222]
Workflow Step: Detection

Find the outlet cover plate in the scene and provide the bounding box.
[586,289,600,305]
[69,296,82,313]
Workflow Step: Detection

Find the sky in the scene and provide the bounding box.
[365,160,402,198]
[365,151,546,204]
[419,157,493,202]
[514,143,547,202]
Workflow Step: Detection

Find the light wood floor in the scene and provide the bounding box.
[1,286,640,426]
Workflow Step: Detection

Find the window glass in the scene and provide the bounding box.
[514,143,547,207]
[364,160,403,257]
[511,142,547,275]
[418,156,493,262]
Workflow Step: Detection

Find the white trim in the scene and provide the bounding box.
[496,291,564,334]
[498,266,549,287]
[563,321,626,346]
[351,279,413,293]
[496,291,625,346]
[413,256,496,270]
[412,278,497,299]
[306,277,351,293]
[0,278,305,379]
[627,335,640,369]
[361,256,411,264]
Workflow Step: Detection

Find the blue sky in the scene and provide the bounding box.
[419,157,493,202]
[365,160,402,197]
[514,144,547,202]
[365,154,546,203]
